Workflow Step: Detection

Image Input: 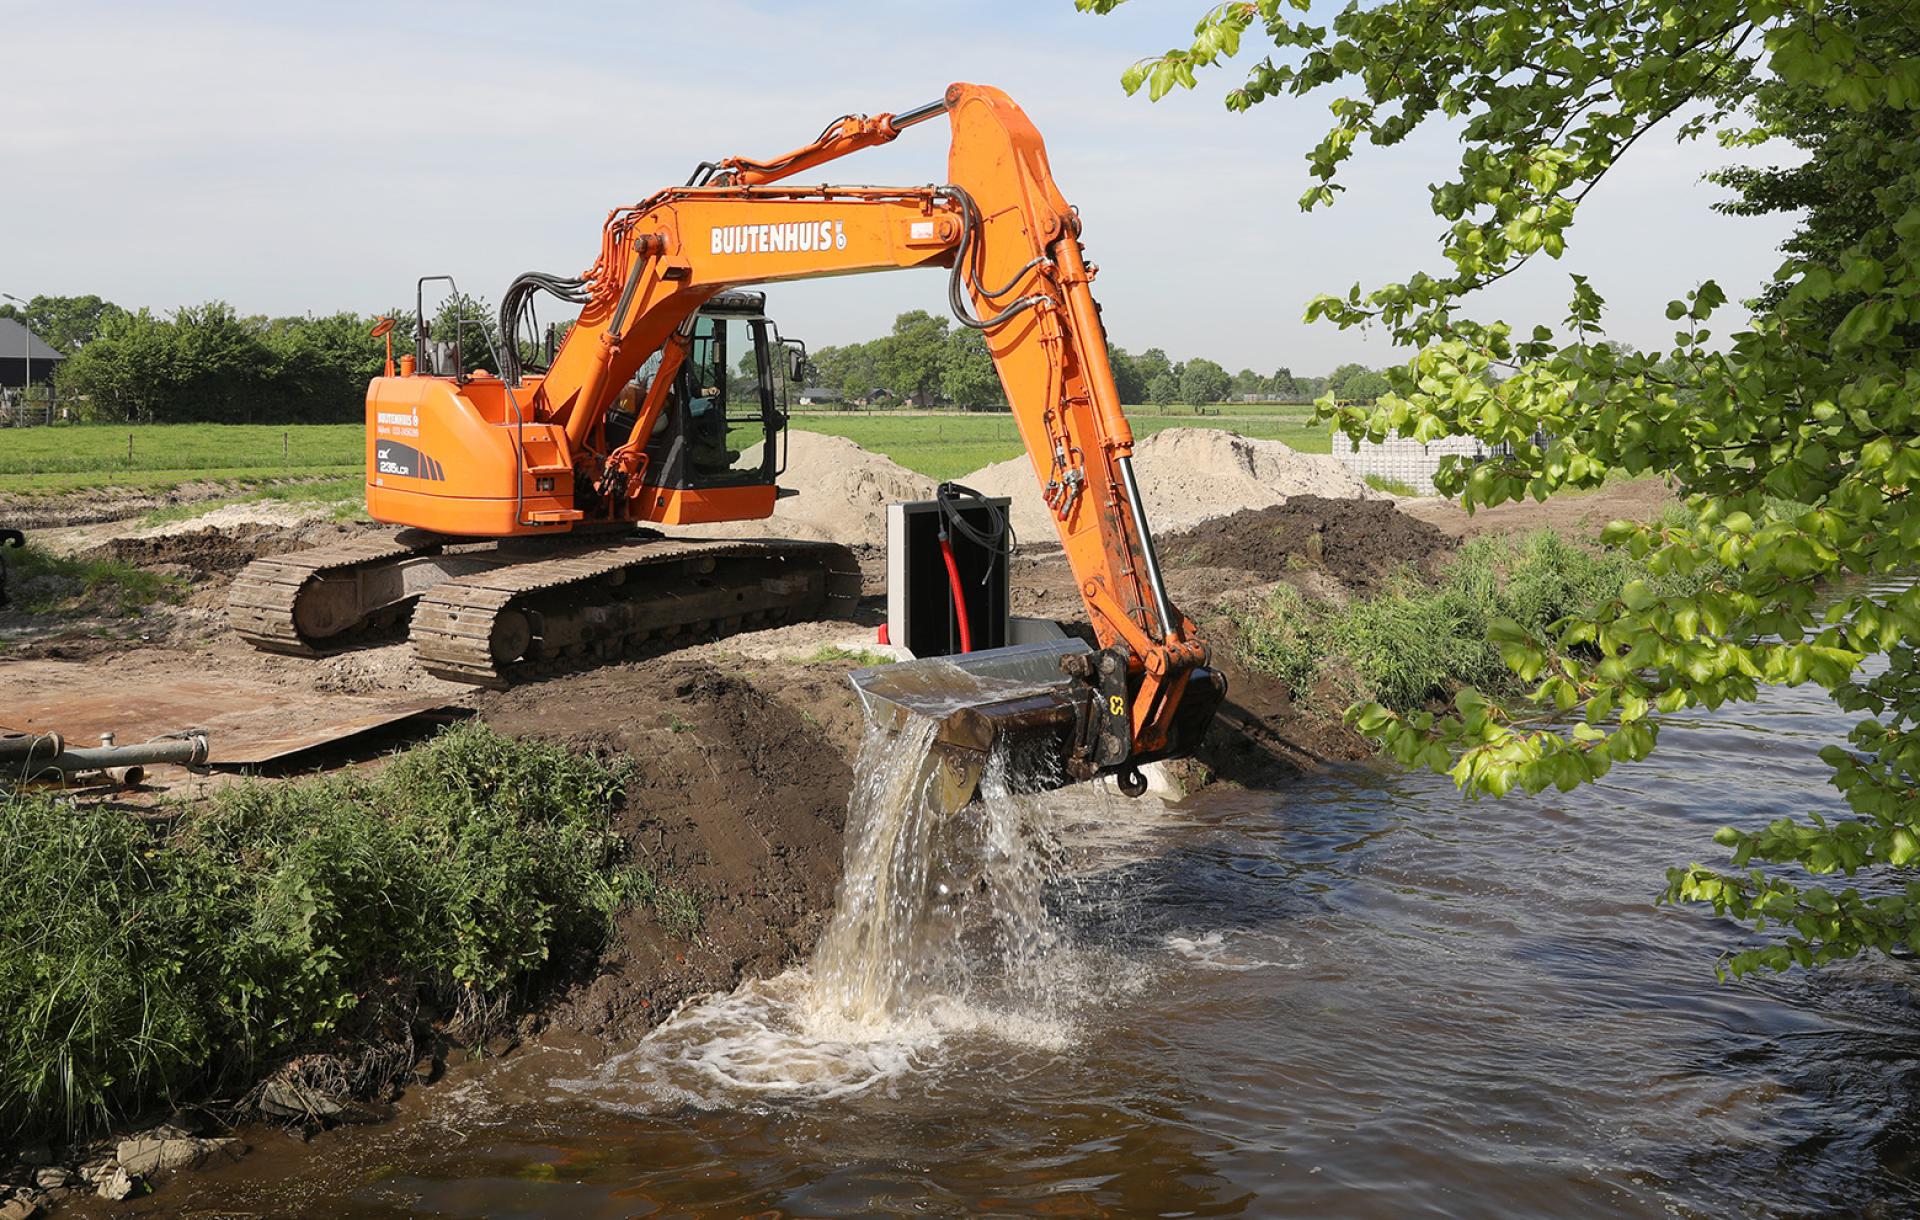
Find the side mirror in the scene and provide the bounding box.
[783,338,808,384]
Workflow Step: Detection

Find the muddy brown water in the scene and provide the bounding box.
[90,592,1920,1218]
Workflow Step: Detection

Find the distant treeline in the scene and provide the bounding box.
[803,311,1393,408]
[1,294,492,425]
[1,293,1395,424]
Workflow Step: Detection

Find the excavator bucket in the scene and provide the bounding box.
[848,639,1095,813]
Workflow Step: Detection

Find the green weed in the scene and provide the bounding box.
[1233,529,1712,711]
[1364,474,1421,497]
[805,644,894,667]
[0,722,644,1144]
[6,544,183,616]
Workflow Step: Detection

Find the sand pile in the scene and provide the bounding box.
[961,428,1376,543]
[672,431,935,549]
[134,501,329,538]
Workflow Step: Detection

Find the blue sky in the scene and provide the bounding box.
[0,0,1795,374]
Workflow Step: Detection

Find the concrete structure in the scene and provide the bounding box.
[1331,433,1507,495]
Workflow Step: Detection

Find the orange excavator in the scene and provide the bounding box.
[230,82,1222,798]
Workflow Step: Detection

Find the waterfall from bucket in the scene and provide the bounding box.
[560,690,1125,1106]
[810,709,1068,1029]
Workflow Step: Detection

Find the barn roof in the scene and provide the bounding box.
[0,318,64,362]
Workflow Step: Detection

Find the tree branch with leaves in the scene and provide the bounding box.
[1081,0,1920,976]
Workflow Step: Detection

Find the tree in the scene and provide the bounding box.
[941,327,1004,410]
[1107,343,1148,403]
[1270,366,1299,399]
[57,302,389,423]
[1147,372,1180,407]
[1229,367,1262,398]
[1178,357,1230,407]
[809,342,881,401]
[875,310,950,407]
[1091,1,1920,976]
[1133,346,1173,386]
[427,292,499,376]
[1327,362,1390,403]
[0,294,125,354]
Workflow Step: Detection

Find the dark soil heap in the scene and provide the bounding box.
[1162,497,1455,591]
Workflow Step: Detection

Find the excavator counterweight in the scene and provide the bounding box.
[229,82,1223,799]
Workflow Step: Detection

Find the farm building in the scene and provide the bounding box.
[0,318,63,389]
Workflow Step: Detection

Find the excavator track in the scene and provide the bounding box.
[228,530,448,656]
[409,537,862,687]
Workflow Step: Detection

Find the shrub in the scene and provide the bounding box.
[1233,528,1711,711]
[0,722,644,1143]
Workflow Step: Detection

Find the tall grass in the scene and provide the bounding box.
[0,722,667,1143]
[1234,528,1710,711]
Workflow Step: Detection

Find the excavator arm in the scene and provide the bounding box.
[381,83,1222,787]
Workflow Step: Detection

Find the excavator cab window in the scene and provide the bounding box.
[642,301,788,490]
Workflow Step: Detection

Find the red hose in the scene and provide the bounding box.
[939,533,973,654]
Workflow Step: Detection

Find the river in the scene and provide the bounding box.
[106,621,1920,1218]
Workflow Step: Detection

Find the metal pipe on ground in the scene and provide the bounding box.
[1,730,211,785]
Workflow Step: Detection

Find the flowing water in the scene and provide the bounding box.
[106,609,1920,1218]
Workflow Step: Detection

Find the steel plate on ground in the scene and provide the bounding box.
[0,660,462,765]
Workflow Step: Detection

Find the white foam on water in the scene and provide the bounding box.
[559,706,1153,1110]
[1163,929,1301,973]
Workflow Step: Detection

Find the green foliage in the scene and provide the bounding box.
[0,294,125,354]
[0,723,650,1142]
[1107,344,1149,403]
[56,301,389,424]
[1090,0,1920,974]
[940,327,1006,410]
[875,310,952,407]
[1179,356,1231,406]
[427,291,500,377]
[4,544,183,616]
[1147,371,1180,406]
[1327,362,1391,403]
[1235,529,1701,711]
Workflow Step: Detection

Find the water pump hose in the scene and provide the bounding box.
[938,531,973,654]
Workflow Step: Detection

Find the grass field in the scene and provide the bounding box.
[790,406,1332,480]
[0,423,361,494]
[0,409,1332,495]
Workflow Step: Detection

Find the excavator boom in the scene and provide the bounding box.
[236,83,1222,793]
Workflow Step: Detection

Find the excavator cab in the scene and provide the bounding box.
[615,291,793,494]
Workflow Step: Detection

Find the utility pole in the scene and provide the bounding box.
[1,293,28,415]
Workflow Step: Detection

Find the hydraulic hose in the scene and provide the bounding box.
[938,532,973,654]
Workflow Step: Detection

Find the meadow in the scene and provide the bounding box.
[0,423,361,494]
[0,407,1333,494]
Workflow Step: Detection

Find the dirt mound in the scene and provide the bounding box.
[90,521,362,583]
[1164,497,1455,592]
[135,501,333,538]
[672,431,934,549]
[480,656,867,1045]
[963,428,1376,543]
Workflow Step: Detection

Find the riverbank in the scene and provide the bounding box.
[1,442,1677,1212]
